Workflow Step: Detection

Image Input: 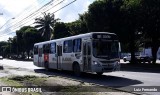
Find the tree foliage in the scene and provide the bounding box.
[1,0,160,64]
[140,0,160,63]
[54,22,70,39]
[35,13,59,40]
[16,26,42,59]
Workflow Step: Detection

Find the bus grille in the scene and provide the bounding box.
[103,68,113,71]
[100,61,114,64]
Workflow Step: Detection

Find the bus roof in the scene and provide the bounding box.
[34,32,117,46]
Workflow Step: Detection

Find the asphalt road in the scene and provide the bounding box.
[0,59,160,95]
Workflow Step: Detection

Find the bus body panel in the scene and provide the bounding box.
[33,54,38,66]
[48,54,57,69]
[39,45,44,67]
[62,52,74,70]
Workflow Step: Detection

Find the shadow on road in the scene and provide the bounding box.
[34,69,142,87]
[121,63,160,73]
[4,58,33,62]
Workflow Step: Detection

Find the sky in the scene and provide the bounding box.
[0,0,95,41]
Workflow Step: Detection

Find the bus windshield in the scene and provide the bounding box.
[92,40,119,59]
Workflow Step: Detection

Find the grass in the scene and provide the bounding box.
[0,77,22,86]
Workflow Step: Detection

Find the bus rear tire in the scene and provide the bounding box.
[44,62,50,71]
[73,63,81,76]
[96,72,103,75]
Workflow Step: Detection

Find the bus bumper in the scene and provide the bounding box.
[92,62,120,73]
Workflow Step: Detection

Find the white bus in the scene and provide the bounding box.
[33,32,121,76]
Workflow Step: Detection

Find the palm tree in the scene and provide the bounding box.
[34,13,59,41]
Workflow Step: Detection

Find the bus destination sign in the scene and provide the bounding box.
[92,34,118,40]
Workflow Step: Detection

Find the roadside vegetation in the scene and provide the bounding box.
[0,0,160,64]
[0,75,125,95]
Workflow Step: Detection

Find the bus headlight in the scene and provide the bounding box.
[93,61,101,67]
[93,61,98,65]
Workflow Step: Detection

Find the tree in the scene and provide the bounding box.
[78,13,89,33]
[0,41,8,57]
[121,0,141,63]
[16,26,42,59]
[23,27,41,59]
[7,38,13,57]
[35,13,59,41]
[140,0,160,64]
[16,26,29,56]
[67,20,84,35]
[86,0,109,32]
[54,22,70,39]
[83,0,141,63]
[11,37,18,55]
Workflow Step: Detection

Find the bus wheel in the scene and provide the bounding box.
[44,62,49,71]
[73,63,81,76]
[96,72,103,75]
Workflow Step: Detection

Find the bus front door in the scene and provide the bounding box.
[83,42,91,71]
[57,45,62,69]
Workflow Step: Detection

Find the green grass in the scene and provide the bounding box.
[0,77,22,86]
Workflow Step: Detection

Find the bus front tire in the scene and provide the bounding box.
[73,63,81,76]
[96,72,103,75]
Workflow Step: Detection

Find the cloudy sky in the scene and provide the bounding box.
[0,0,94,41]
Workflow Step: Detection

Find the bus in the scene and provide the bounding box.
[33,32,121,76]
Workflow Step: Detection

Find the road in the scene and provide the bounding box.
[0,59,160,95]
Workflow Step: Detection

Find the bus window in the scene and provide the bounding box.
[43,44,50,54]
[63,40,73,53]
[50,43,56,54]
[73,38,81,52]
[39,48,43,57]
[92,40,119,58]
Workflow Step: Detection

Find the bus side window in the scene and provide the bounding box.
[43,44,50,54]
[39,48,43,57]
[50,43,56,54]
[63,41,67,53]
[63,40,73,53]
[43,44,46,54]
[73,38,81,52]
